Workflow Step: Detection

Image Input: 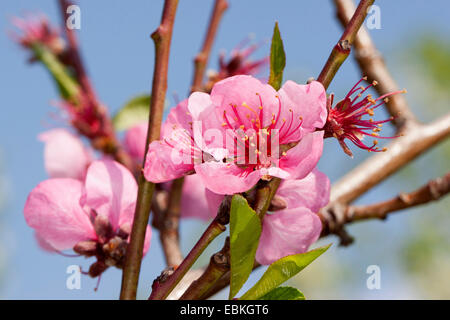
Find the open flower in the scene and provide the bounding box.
[203,169,330,265]
[324,77,406,157]
[144,75,327,195]
[24,159,151,277]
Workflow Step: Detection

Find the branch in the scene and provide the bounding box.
[191,0,229,92]
[321,172,450,233]
[333,0,417,129]
[317,0,375,89]
[159,178,184,267]
[180,237,230,300]
[158,0,228,268]
[120,0,179,300]
[321,114,450,243]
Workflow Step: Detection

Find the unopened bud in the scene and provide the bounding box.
[73,240,97,257]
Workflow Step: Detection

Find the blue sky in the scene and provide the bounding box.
[0,0,449,299]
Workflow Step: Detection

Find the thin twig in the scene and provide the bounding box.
[180,238,230,300]
[160,178,184,267]
[158,0,229,268]
[322,172,450,229]
[120,0,179,300]
[149,197,231,300]
[191,0,229,92]
[317,0,375,89]
[321,116,450,243]
[333,0,417,129]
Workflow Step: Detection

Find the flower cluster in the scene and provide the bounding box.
[144,75,327,195]
[142,74,330,263]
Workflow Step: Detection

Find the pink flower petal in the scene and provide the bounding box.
[195,161,261,195]
[143,225,152,256]
[205,188,225,218]
[143,140,194,183]
[24,178,96,251]
[256,208,322,265]
[180,174,214,220]
[210,75,279,129]
[34,232,57,252]
[278,80,327,134]
[84,160,138,230]
[187,92,213,121]
[124,122,148,163]
[162,99,193,138]
[188,93,226,152]
[277,169,330,213]
[279,131,324,180]
[39,128,92,180]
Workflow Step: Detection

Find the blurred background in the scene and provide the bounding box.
[0,0,449,299]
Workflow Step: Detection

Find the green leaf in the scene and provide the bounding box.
[258,286,305,300]
[229,195,262,299]
[240,244,331,300]
[268,22,286,90]
[113,95,151,131]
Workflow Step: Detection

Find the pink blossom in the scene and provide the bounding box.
[24,159,151,277]
[144,75,327,195]
[255,169,329,265]
[203,169,330,265]
[123,121,148,163]
[324,77,406,157]
[39,128,92,180]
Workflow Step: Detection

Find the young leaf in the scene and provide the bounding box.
[240,244,331,300]
[112,95,151,131]
[229,195,262,299]
[268,22,286,90]
[258,286,305,300]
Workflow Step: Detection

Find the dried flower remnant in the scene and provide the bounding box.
[10,14,65,61]
[324,77,407,157]
[204,39,269,92]
[57,93,118,152]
